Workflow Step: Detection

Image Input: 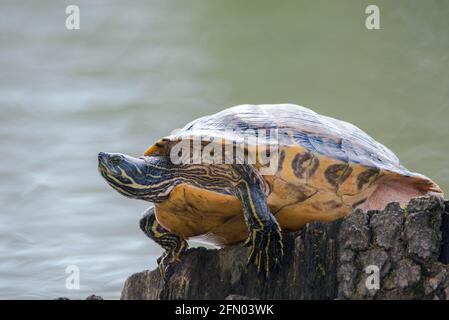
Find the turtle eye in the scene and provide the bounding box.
[109,155,123,166]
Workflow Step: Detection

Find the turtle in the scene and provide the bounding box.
[98,104,443,276]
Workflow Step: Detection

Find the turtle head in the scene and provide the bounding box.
[98,152,150,199]
[98,152,174,201]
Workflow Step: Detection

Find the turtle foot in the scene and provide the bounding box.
[157,240,188,278]
[244,222,284,277]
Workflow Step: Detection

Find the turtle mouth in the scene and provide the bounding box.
[98,162,107,174]
[98,161,113,178]
[98,162,124,185]
[98,153,109,172]
[98,152,120,177]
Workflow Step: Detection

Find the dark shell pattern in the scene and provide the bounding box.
[169,104,412,176]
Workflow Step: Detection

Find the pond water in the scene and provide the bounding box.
[0,0,448,299]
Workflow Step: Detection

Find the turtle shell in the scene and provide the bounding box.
[145,104,442,244]
[146,104,411,176]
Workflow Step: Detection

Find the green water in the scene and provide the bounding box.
[0,0,448,298]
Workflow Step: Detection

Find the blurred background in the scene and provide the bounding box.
[0,0,448,299]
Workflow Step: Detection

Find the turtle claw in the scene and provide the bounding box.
[245,222,284,276]
[157,240,188,278]
[157,253,178,278]
[157,253,174,278]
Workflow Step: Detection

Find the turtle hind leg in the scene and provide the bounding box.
[236,179,284,277]
[139,207,188,277]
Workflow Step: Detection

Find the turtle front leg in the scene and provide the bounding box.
[139,207,188,277]
[236,179,284,276]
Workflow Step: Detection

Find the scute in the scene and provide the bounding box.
[164,104,411,176]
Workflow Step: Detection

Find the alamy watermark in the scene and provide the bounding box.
[64,5,379,32]
[65,5,80,30]
[65,265,80,290]
[365,265,380,290]
[365,5,380,30]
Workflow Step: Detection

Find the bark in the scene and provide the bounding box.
[121,196,449,300]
